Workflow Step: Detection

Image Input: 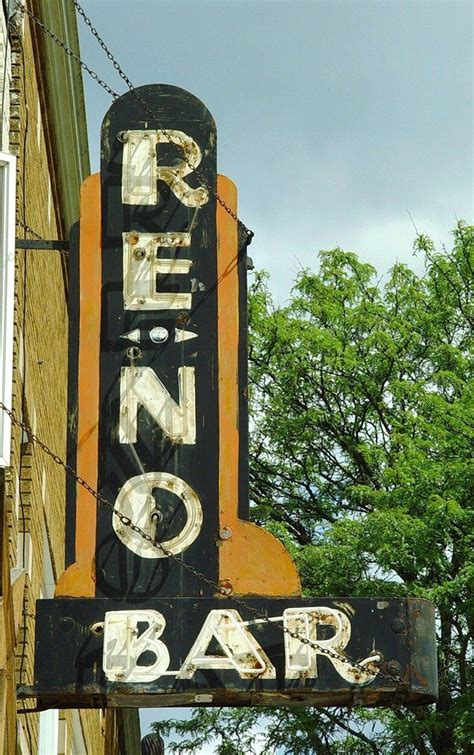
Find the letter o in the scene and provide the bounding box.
[113,472,202,559]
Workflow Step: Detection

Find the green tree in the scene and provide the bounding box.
[153,223,473,754]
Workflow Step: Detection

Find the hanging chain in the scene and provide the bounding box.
[8,0,398,686]
[12,2,119,99]
[71,0,253,240]
[0,401,401,684]
[13,1,254,242]
[71,0,135,90]
[16,218,42,240]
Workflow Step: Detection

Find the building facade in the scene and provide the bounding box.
[0,2,139,752]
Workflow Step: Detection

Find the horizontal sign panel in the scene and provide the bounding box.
[29,597,437,709]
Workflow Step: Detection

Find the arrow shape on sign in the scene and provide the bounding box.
[120,328,141,343]
[175,329,198,343]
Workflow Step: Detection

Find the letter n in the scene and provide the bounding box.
[119,366,196,444]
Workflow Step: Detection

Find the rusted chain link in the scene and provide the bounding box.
[71,0,135,90]
[13,1,254,242]
[72,0,253,240]
[0,401,401,684]
[12,2,119,98]
[16,218,42,240]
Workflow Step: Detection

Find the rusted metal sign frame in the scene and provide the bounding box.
[27,597,436,709]
[30,84,438,710]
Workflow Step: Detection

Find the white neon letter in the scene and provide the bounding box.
[120,366,195,445]
[113,472,202,558]
[123,231,193,310]
[121,129,208,207]
[283,607,379,685]
[102,610,170,682]
[177,610,276,679]
[122,131,158,205]
[156,129,208,207]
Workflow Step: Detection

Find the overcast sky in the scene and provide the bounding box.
[78,0,472,305]
[75,0,472,745]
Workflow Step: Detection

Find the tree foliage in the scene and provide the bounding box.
[153,223,473,754]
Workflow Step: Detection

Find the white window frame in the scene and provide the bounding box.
[38,709,59,755]
[0,151,16,467]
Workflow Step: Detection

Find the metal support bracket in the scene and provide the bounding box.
[15,239,69,251]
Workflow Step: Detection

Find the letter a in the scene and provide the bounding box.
[177,610,276,679]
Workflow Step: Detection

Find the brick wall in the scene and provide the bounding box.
[0,9,106,754]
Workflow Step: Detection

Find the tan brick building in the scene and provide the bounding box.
[0,2,139,752]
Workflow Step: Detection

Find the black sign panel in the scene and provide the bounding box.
[96,85,218,597]
[31,597,437,709]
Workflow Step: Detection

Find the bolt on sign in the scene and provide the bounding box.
[28,85,437,709]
